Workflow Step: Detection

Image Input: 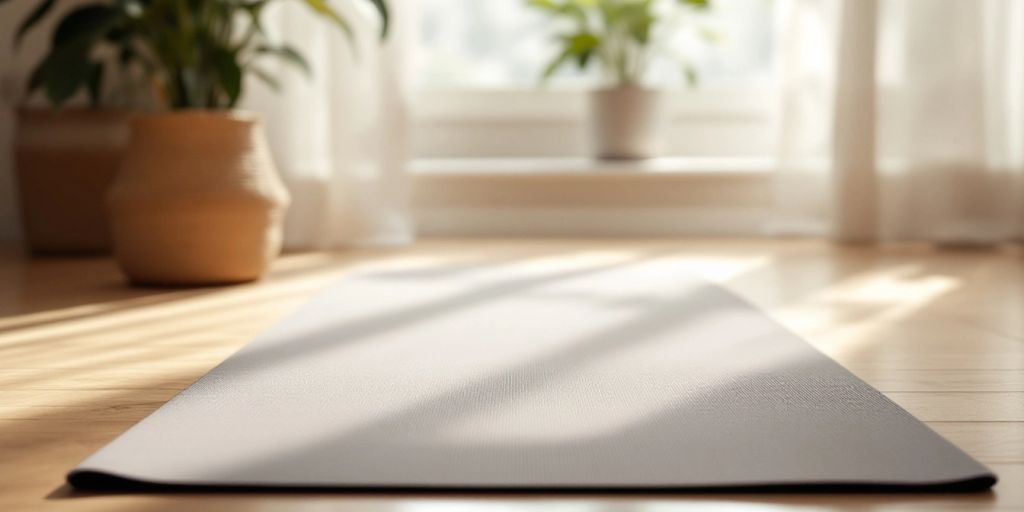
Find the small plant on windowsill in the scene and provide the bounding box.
[527,0,713,160]
[42,0,387,286]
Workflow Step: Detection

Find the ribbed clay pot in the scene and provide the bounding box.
[107,111,290,286]
[589,86,667,160]
[14,108,131,254]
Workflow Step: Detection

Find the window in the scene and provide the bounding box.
[413,0,779,160]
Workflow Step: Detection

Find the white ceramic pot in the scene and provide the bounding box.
[588,86,667,160]
[14,108,131,254]
[107,111,290,286]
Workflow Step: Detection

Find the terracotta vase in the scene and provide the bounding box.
[107,111,290,286]
[589,86,667,160]
[14,108,131,254]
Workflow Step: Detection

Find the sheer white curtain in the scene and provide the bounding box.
[775,0,1024,244]
[243,0,414,250]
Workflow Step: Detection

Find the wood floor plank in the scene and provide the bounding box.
[1,239,1022,511]
[887,392,1024,422]
[852,369,1024,392]
[928,422,1024,464]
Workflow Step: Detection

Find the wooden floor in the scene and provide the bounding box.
[1,239,1021,511]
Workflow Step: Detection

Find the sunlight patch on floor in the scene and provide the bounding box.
[775,265,962,360]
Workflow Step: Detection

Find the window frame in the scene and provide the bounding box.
[411,84,778,160]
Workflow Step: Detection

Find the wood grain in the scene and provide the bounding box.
[1,239,1021,511]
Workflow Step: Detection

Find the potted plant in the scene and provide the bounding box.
[97,0,388,286]
[5,0,150,254]
[528,0,711,159]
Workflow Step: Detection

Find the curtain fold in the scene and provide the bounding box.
[775,0,1024,244]
[242,0,414,250]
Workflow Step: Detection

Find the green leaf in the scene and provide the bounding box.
[565,32,599,57]
[684,64,698,87]
[542,31,599,81]
[240,1,268,36]
[365,0,389,39]
[41,45,93,107]
[86,61,103,108]
[250,67,281,92]
[526,0,558,11]
[679,0,711,8]
[256,44,311,77]
[33,3,119,107]
[541,47,574,82]
[14,0,56,49]
[303,0,355,45]
[527,0,588,28]
[620,2,654,44]
[598,1,622,28]
[212,46,242,108]
[52,4,117,47]
[576,47,593,68]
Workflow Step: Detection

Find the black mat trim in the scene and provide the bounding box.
[67,469,997,494]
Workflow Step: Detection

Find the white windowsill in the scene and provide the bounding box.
[411,157,777,237]
[410,156,775,177]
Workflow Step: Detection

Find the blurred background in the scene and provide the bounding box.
[0,0,1021,253]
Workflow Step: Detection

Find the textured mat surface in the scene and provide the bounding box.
[68,261,996,491]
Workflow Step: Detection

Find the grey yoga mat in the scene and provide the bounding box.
[68,260,996,492]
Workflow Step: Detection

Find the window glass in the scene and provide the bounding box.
[417,0,777,89]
